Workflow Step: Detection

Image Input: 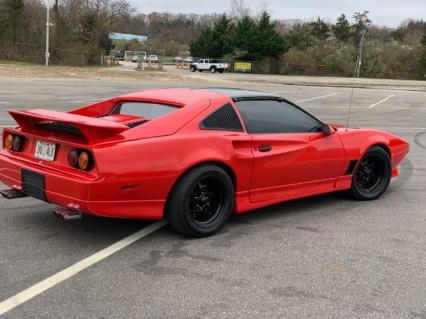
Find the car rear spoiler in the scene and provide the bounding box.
[8,109,128,142]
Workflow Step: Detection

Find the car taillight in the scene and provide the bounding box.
[4,134,25,152]
[78,151,91,171]
[12,135,24,152]
[68,149,93,171]
[68,150,79,168]
[4,134,13,150]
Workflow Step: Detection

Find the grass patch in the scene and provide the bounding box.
[0,60,40,66]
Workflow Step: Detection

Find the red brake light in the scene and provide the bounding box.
[4,134,25,152]
[68,149,93,171]
[68,150,79,168]
[12,135,24,152]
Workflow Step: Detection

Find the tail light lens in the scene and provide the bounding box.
[4,133,25,152]
[4,134,13,150]
[78,151,91,171]
[68,149,93,171]
[68,150,79,168]
[12,135,24,152]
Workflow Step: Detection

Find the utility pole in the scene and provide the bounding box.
[45,2,50,67]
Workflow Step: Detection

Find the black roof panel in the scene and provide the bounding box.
[194,88,278,99]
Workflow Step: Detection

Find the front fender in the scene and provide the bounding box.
[337,128,409,168]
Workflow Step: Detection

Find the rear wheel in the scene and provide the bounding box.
[350,146,391,200]
[166,165,234,237]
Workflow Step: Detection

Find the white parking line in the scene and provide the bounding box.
[0,220,167,316]
[272,90,302,94]
[296,93,339,103]
[368,94,394,108]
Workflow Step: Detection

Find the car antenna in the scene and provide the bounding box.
[347,27,367,128]
[346,78,356,129]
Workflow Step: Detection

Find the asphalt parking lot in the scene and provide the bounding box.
[0,75,425,318]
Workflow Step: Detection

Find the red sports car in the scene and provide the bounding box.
[0,88,409,237]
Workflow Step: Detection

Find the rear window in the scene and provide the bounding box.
[111,102,178,119]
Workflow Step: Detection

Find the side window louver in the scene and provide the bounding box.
[200,103,244,132]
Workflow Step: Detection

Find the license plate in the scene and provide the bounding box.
[35,140,56,161]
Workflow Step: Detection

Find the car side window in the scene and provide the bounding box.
[235,99,321,134]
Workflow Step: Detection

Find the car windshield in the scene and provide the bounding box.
[110,102,179,119]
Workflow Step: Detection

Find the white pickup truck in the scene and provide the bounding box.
[190,59,228,73]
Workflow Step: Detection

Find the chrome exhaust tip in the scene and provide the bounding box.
[52,209,83,221]
[0,188,27,199]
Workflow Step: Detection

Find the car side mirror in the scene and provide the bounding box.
[320,123,331,136]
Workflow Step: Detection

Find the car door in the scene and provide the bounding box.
[234,98,346,203]
[204,59,211,70]
[198,59,205,69]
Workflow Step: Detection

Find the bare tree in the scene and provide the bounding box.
[230,0,250,19]
[256,1,269,17]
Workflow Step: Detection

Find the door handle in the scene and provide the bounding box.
[259,145,272,152]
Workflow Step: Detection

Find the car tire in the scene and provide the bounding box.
[166,164,234,237]
[199,69,203,72]
[190,66,196,72]
[349,146,392,200]
[218,69,224,73]
[210,66,217,73]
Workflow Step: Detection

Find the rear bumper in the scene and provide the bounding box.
[0,154,164,220]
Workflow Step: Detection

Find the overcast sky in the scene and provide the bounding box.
[131,0,425,27]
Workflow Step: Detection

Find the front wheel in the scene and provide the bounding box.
[190,66,196,72]
[349,146,391,200]
[166,165,234,237]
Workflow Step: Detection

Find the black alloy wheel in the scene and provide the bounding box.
[166,164,234,237]
[350,146,391,200]
[189,177,226,225]
[356,157,384,191]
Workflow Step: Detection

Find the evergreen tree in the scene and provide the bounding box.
[310,17,330,41]
[189,28,213,57]
[333,14,352,43]
[233,15,256,57]
[190,12,289,61]
[209,14,234,58]
[190,14,233,58]
[250,12,289,60]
